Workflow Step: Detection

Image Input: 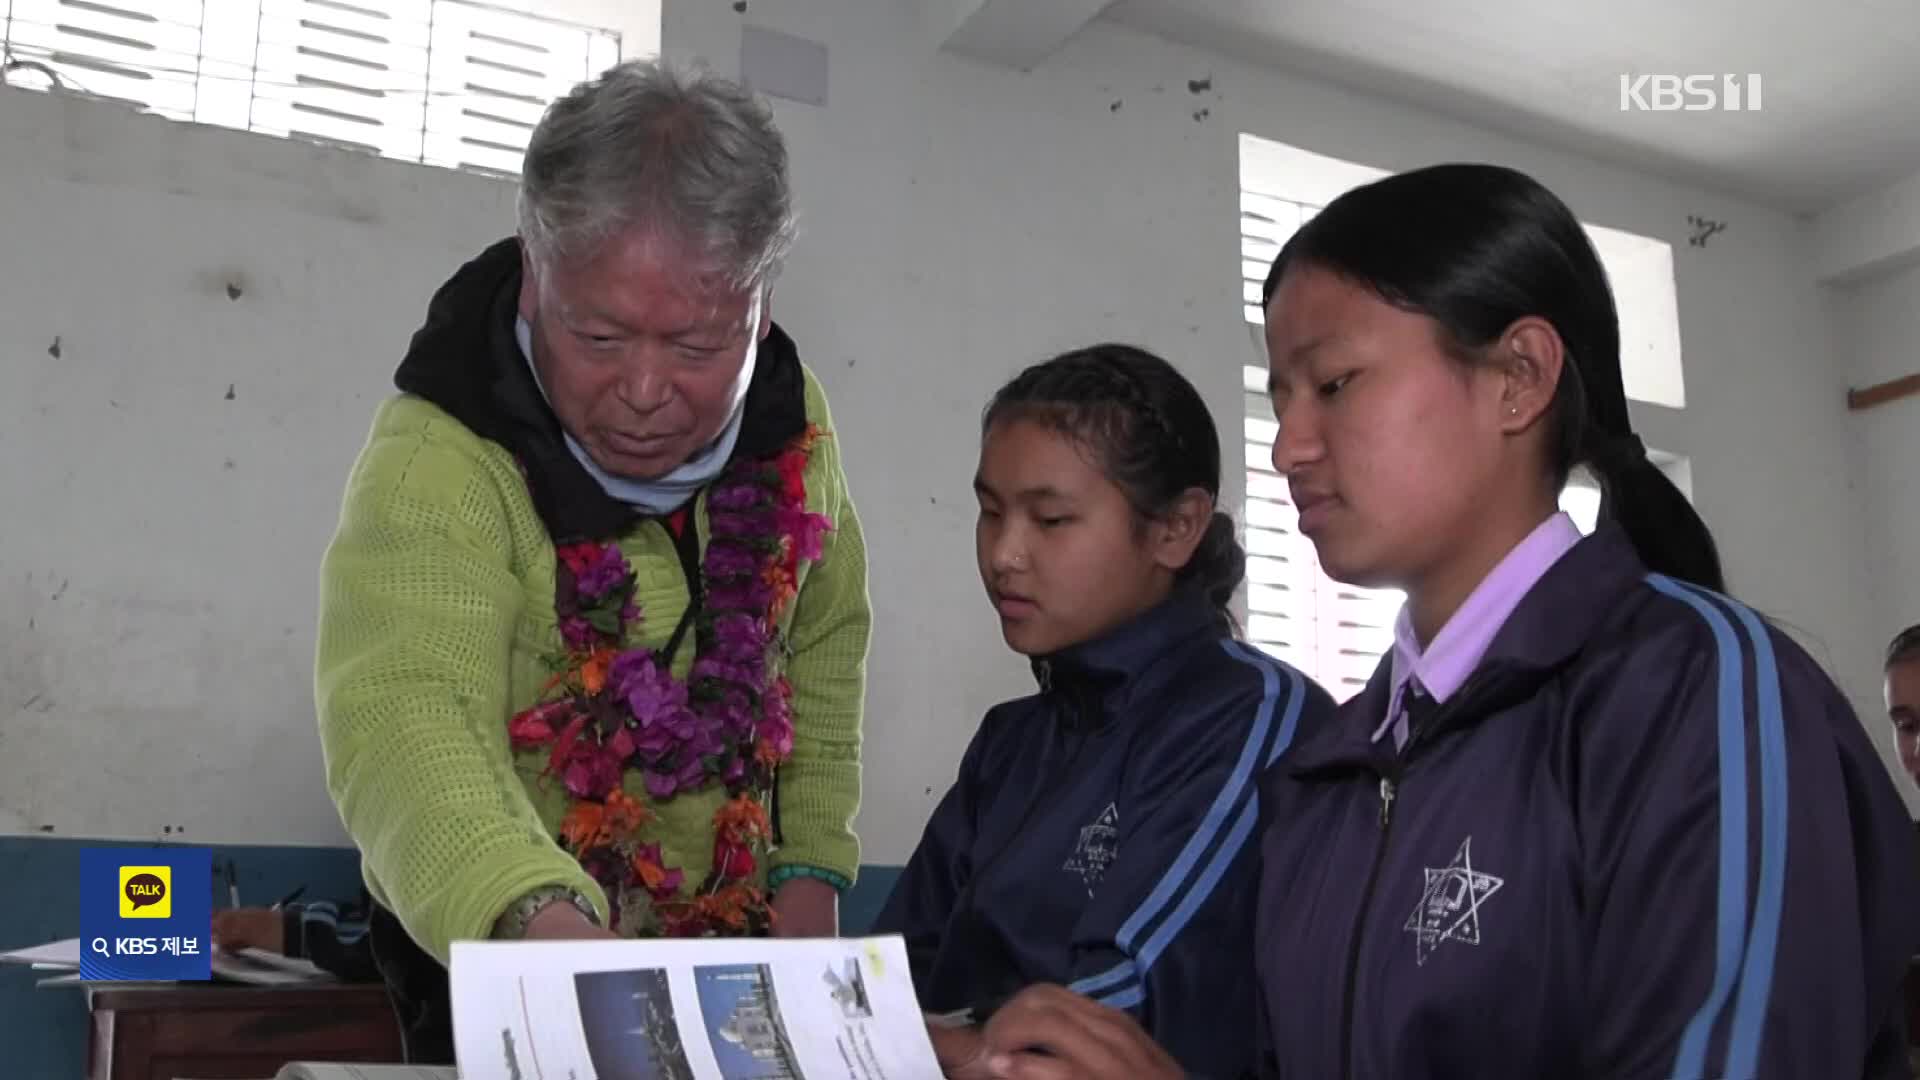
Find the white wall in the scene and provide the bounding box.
[0,86,517,842]
[662,0,1910,832]
[1,0,1907,854]
[1830,262,1920,746]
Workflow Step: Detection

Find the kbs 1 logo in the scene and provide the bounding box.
[1619,74,1763,112]
[80,847,212,981]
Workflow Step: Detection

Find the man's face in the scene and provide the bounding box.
[519,229,769,480]
[1887,656,1920,785]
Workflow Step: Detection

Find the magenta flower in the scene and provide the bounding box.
[778,507,834,563]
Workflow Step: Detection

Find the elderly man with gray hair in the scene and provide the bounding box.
[315,58,870,1063]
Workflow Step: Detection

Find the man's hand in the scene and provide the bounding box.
[518,899,618,941]
[770,876,838,938]
[211,908,286,955]
[979,985,1183,1080]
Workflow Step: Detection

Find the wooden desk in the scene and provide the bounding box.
[86,983,406,1080]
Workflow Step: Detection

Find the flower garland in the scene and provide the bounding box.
[508,425,832,936]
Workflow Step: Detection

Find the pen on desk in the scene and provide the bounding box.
[225,863,239,909]
[271,886,304,912]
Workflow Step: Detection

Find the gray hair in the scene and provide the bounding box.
[517,58,796,293]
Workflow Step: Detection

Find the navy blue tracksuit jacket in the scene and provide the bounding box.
[1254,527,1920,1079]
[875,590,1334,1078]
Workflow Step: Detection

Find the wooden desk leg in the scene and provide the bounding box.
[87,1008,113,1080]
[115,1013,153,1080]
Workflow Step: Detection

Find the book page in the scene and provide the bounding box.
[272,1064,460,1079]
[449,935,944,1080]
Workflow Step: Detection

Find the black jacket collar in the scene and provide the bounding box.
[1289,524,1649,775]
[392,237,810,542]
[1031,588,1228,730]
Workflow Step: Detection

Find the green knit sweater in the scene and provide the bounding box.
[315,365,869,963]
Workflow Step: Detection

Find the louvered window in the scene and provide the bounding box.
[1237,133,1689,701]
[2,0,619,176]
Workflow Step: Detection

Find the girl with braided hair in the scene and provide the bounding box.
[873,343,1335,1080]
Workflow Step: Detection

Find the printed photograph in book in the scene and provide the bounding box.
[694,964,805,1080]
[822,955,873,1020]
[574,967,697,1080]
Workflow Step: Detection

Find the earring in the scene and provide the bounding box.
[1508,406,1519,416]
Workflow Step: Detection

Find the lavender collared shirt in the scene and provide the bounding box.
[1375,512,1585,749]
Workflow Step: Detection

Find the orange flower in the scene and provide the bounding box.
[604,790,651,837]
[560,801,608,850]
[580,647,615,695]
[714,795,771,846]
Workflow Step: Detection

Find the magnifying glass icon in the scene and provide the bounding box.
[89,937,110,956]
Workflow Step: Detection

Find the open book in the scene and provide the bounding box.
[263,1060,456,1068]
[180,1060,460,1068]
[448,934,943,1079]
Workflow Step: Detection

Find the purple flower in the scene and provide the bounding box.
[643,768,680,800]
[708,483,765,511]
[675,753,709,790]
[611,652,690,723]
[707,579,772,615]
[692,655,763,688]
[712,613,769,656]
[710,698,754,741]
[574,545,630,600]
[633,721,680,758]
[702,543,761,579]
[710,510,775,537]
[560,616,597,651]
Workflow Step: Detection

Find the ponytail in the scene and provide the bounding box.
[1585,434,1724,592]
[1177,511,1248,632]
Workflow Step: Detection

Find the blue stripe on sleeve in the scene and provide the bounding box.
[1645,574,1751,1080]
[1710,588,1789,1079]
[1069,646,1303,1010]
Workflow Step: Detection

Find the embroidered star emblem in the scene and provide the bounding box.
[1063,803,1120,895]
[1403,837,1504,966]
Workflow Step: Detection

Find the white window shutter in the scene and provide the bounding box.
[8,0,204,116]
[4,0,622,177]
[1238,170,1404,701]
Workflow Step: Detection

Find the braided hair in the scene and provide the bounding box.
[982,343,1246,627]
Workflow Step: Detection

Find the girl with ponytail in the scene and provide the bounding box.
[873,344,1334,1080]
[969,168,1919,1080]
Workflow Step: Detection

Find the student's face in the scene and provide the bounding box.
[519,230,769,481]
[974,418,1189,657]
[1263,266,1516,590]
[1887,657,1920,784]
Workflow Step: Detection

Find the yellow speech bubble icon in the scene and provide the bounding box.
[119,865,171,919]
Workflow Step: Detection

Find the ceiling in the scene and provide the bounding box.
[1100,0,1920,214]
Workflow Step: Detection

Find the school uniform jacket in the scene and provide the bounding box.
[874,589,1335,1079]
[1253,526,1920,1080]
